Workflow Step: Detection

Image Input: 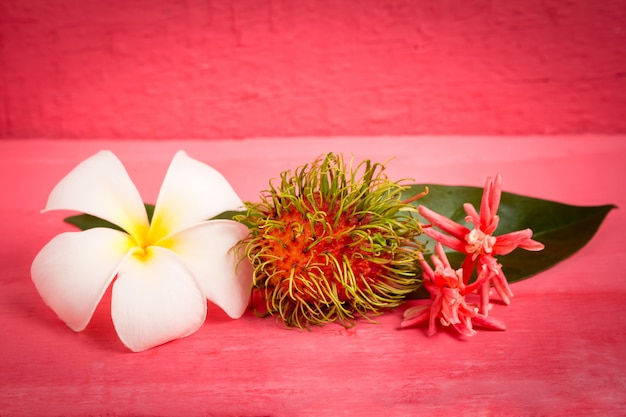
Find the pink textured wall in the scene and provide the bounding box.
[1,0,625,139]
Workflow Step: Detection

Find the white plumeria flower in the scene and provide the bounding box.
[31,150,253,352]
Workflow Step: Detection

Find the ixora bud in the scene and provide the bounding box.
[236,153,425,328]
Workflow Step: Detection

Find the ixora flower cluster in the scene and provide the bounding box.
[401,174,544,336]
[32,150,568,351]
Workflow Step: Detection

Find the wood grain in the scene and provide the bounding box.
[1,137,625,416]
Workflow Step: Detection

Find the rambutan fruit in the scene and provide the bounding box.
[236,153,424,328]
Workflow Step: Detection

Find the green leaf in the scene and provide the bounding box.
[64,203,155,232]
[209,210,245,221]
[62,184,614,301]
[403,184,616,298]
[64,204,244,231]
[64,213,126,232]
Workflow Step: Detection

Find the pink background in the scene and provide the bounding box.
[2,1,626,415]
[2,137,626,416]
[2,0,626,139]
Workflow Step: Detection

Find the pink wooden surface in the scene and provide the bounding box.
[1,136,625,416]
[2,0,626,139]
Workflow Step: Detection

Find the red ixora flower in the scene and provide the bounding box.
[400,243,506,336]
[418,174,544,315]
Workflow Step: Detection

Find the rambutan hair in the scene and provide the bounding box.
[236,153,424,328]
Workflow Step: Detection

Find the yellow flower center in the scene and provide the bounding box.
[126,219,173,262]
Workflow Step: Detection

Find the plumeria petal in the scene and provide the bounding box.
[111,246,208,352]
[149,151,244,242]
[159,220,253,319]
[31,228,133,331]
[43,151,149,240]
